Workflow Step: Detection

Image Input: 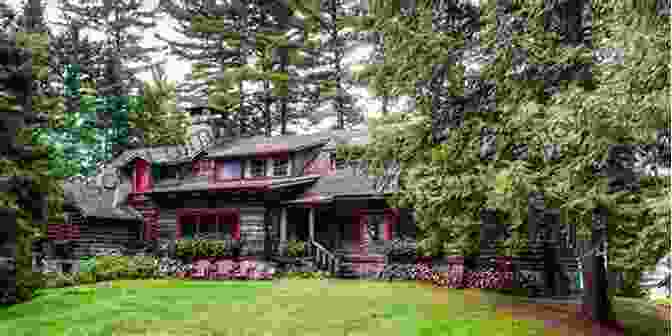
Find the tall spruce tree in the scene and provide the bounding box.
[338,0,669,296]
[58,0,166,159]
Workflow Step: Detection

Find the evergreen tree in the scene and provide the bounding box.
[338,0,669,294]
[130,64,191,146]
[58,0,166,159]
[290,0,365,130]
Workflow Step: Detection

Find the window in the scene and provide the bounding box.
[330,152,345,170]
[250,159,266,177]
[216,160,241,180]
[181,215,197,239]
[366,214,385,241]
[178,212,239,240]
[272,158,290,176]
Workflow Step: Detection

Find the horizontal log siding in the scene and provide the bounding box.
[158,209,178,240]
[158,201,266,256]
[70,219,141,258]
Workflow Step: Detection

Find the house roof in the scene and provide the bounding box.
[63,181,142,221]
[107,128,370,168]
[146,174,323,194]
[204,133,331,159]
[107,123,217,168]
[288,163,397,204]
[107,144,207,168]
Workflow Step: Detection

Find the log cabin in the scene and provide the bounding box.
[44,120,415,277]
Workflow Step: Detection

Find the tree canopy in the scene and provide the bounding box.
[338,0,669,296]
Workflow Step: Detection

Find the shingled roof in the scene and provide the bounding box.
[204,133,331,159]
[63,180,142,221]
[289,161,399,204]
[147,174,322,194]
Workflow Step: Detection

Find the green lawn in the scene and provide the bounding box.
[0,279,667,336]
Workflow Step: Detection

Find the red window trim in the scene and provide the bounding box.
[176,208,240,240]
[354,208,399,242]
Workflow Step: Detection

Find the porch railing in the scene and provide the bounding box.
[307,240,340,275]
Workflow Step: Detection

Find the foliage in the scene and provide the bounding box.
[156,257,193,278]
[462,271,514,290]
[129,64,191,147]
[42,271,78,289]
[381,237,418,258]
[344,0,670,285]
[284,239,307,258]
[175,238,245,260]
[281,270,328,280]
[86,256,151,281]
[79,256,96,274]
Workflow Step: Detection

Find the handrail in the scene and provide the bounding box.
[309,240,340,275]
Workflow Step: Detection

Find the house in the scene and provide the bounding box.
[43,117,415,277]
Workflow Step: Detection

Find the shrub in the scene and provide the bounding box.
[42,271,78,288]
[382,237,418,258]
[16,270,46,300]
[282,270,327,280]
[156,257,192,278]
[79,257,96,274]
[414,263,433,281]
[175,238,244,261]
[94,256,130,281]
[285,240,307,258]
[126,256,159,279]
[74,271,96,285]
[462,271,514,290]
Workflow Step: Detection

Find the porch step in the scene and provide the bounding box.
[337,262,359,279]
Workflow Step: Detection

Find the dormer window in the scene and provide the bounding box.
[272,158,290,177]
[250,159,266,177]
[330,152,345,170]
[216,160,241,180]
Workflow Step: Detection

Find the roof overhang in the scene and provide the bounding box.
[146,174,322,194]
[332,193,390,200]
[281,195,334,205]
[204,139,330,160]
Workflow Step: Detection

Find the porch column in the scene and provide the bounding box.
[280,207,287,242]
[308,208,315,242]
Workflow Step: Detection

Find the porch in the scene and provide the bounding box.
[272,202,398,255]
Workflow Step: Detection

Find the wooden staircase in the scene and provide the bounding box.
[306,240,340,276]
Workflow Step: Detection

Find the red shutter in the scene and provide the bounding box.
[383,209,399,241]
[233,210,241,240]
[47,224,64,240]
[134,159,151,192]
[357,214,366,254]
[176,212,182,239]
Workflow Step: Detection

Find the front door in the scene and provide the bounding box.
[359,212,386,255]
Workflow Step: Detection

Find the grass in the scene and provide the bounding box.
[0,279,668,336]
[654,297,672,305]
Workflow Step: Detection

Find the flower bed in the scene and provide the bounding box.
[403,261,516,290]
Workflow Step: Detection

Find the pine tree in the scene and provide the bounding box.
[340,0,669,292]
[130,64,191,146]
[290,0,365,130]
[58,0,167,159]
